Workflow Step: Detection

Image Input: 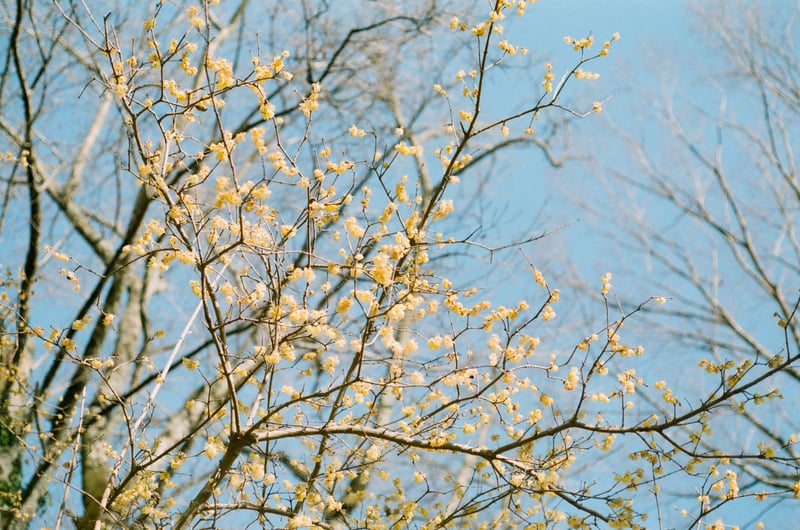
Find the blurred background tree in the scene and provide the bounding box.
[567,0,800,524]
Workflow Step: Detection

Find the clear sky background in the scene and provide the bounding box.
[501,0,693,274]
[463,0,699,308]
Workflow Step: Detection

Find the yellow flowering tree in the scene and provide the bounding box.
[0,1,796,529]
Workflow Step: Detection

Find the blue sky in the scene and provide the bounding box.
[472,0,695,293]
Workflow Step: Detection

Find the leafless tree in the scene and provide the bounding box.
[572,0,800,523]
